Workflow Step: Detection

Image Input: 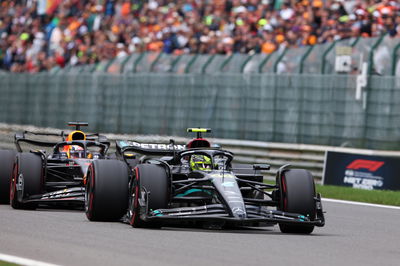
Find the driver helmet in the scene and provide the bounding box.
[69,145,85,158]
[64,130,87,158]
[190,155,212,171]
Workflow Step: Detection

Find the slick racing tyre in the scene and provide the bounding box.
[0,150,16,204]
[10,152,43,209]
[129,164,169,228]
[278,169,316,234]
[85,160,129,221]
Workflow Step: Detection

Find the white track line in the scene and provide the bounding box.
[322,198,400,210]
[0,253,60,266]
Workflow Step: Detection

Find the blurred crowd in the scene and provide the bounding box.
[0,0,399,72]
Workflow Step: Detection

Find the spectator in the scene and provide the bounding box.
[0,0,398,72]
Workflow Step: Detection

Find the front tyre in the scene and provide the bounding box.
[85,160,129,221]
[278,169,316,234]
[129,164,169,228]
[0,150,16,203]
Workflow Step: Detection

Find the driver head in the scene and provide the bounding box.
[190,155,212,171]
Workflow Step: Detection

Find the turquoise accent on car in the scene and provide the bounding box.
[152,210,163,216]
[298,215,306,221]
[176,189,212,197]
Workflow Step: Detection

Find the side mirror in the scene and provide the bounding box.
[253,164,270,170]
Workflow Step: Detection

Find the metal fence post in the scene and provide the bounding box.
[133,52,145,73]
[360,35,386,148]
[299,46,315,74]
[104,58,116,73]
[119,54,133,73]
[89,63,97,73]
[350,36,361,47]
[273,47,288,73]
[201,55,216,74]
[169,55,182,73]
[185,54,198,73]
[391,43,400,76]
[219,54,234,72]
[150,52,163,72]
[258,53,273,73]
[240,54,254,73]
[321,41,337,74]
[368,34,386,75]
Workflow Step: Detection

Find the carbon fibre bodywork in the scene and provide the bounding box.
[116,141,325,230]
[10,127,110,208]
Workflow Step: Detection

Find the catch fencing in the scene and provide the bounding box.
[0,72,399,150]
[2,123,400,181]
[1,36,400,150]
[53,35,400,76]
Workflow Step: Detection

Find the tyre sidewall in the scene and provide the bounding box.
[86,160,129,221]
[278,169,316,234]
[10,153,43,209]
[0,150,17,203]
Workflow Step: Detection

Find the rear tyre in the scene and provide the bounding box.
[278,169,316,234]
[10,153,43,209]
[85,160,129,221]
[129,164,169,228]
[0,150,16,204]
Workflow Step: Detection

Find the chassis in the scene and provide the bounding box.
[0,122,110,209]
[85,129,325,234]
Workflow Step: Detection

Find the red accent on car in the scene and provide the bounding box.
[187,138,210,148]
[282,174,287,210]
[10,160,18,202]
[131,167,140,226]
[346,159,384,172]
[88,164,95,217]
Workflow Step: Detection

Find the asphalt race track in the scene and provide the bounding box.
[0,200,399,266]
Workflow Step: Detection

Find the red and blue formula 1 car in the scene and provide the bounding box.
[0,122,110,209]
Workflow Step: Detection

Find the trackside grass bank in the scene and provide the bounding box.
[264,180,400,206]
[316,184,400,207]
[0,261,19,266]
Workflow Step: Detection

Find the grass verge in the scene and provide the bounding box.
[265,179,400,206]
[316,184,400,206]
[0,261,19,266]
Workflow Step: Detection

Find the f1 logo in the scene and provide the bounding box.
[346,160,384,172]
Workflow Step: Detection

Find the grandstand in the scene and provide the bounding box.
[0,1,399,150]
[0,0,399,73]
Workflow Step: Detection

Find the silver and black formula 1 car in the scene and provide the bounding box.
[85,128,325,234]
[0,122,110,209]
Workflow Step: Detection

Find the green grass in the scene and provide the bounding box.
[0,261,19,266]
[316,184,400,206]
[264,180,400,206]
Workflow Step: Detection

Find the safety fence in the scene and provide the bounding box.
[0,72,399,151]
[51,35,400,76]
[2,123,400,181]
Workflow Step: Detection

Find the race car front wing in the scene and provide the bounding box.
[138,192,325,227]
[22,187,85,205]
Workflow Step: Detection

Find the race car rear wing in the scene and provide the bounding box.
[14,131,64,152]
[14,131,110,152]
[116,140,186,157]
